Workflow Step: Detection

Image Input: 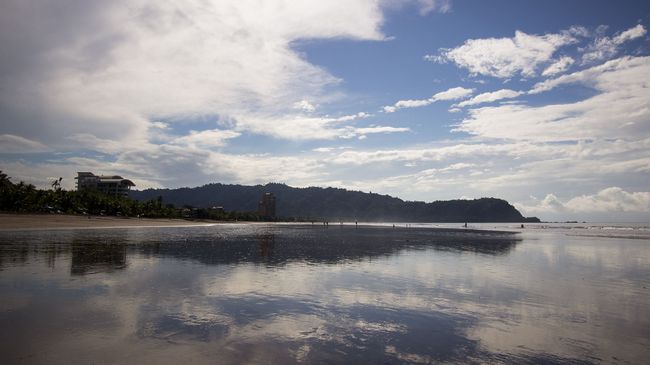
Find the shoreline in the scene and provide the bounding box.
[0,213,218,231]
[0,213,522,236]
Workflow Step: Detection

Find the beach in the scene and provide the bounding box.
[0,213,214,230]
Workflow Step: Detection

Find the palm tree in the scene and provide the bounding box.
[0,170,12,188]
[51,177,62,190]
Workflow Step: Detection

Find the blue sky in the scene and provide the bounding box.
[1,0,649,221]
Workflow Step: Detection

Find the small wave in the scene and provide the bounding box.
[601,226,634,231]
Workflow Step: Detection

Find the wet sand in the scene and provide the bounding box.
[0,213,214,230]
[0,224,647,364]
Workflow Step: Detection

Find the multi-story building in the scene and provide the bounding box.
[258,192,276,219]
[75,172,135,197]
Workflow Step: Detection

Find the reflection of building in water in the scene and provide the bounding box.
[71,241,127,275]
[257,234,275,258]
[258,192,276,219]
[75,171,135,197]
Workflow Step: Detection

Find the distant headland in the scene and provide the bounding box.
[131,182,540,223]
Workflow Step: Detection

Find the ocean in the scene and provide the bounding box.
[0,223,648,364]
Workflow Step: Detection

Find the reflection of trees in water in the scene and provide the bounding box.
[70,231,128,275]
[0,241,68,270]
[0,230,129,275]
[135,227,520,267]
[0,242,30,269]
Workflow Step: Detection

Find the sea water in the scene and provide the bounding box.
[0,224,648,364]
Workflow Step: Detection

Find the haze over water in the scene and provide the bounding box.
[0,224,648,364]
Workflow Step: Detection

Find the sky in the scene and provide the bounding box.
[1,0,649,221]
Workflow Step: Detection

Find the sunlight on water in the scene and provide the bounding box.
[0,224,648,364]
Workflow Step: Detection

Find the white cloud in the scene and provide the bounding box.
[518,187,650,214]
[428,29,579,78]
[235,112,387,140]
[348,126,410,135]
[613,23,647,43]
[395,99,433,108]
[423,54,445,63]
[342,126,410,140]
[566,187,650,212]
[293,100,316,112]
[381,0,451,16]
[332,112,371,122]
[2,146,330,190]
[329,142,562,165]
[312,147,334,153]
[432,86,474,100]
[382,86,473,112]
[0,134,49,153]
[172,129,241,149]
[68,127,241,153]
[529,55,646,94]
[541,56,575,77]
[0,0,388,148]
[66,134,125,154]
[565,25,591,38]
[321,136,650,208]
[416,0,451,15]
[149,122,170,130]
[457,89,522,107]
[422,162,475,174]
[456,56,650,142]
[581,24,647,64]
[443,162,474,170]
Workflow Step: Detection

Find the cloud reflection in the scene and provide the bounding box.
[0,225,648,364]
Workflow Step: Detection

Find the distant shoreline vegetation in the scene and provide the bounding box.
[131,182,541,223]
[1,172,540,223]
[0,172,265,221]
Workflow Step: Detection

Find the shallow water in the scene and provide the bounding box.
[0,224,648,364]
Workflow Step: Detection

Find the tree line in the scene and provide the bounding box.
[0,171,264,220]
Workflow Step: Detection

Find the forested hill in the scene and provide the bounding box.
[130,183,540,223]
